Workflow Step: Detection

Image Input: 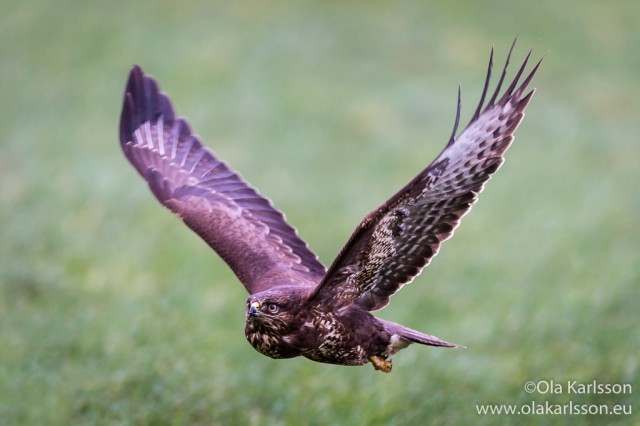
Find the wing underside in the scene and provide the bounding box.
[309,42,542,311]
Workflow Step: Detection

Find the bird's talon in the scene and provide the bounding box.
[369,356,392,373]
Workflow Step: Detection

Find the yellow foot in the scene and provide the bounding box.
[368,355,392,373]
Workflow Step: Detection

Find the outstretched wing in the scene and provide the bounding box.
[309,43,542,311]
[119,66,326,294]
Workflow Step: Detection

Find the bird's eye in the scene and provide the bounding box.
[267,303,279,314]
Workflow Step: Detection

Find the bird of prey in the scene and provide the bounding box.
[120,42,541,373]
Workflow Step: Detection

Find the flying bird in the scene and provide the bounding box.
[119,42,541,373]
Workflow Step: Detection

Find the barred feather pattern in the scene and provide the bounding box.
[119,66,326,294]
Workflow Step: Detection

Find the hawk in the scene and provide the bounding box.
[119,42,541,373]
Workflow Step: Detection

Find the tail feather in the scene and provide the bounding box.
[397,326,464,348]
[383,320,465,349]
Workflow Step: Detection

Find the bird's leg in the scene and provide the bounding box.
[368,355,392,373]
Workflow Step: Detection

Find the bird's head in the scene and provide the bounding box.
[245,286,310,333]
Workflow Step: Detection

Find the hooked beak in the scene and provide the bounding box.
[248,301,260,317]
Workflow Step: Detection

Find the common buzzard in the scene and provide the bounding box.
[120,42,541,373]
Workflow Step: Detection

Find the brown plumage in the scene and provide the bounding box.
[120,41,541,373]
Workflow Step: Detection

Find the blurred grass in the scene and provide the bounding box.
[1,0,638,424]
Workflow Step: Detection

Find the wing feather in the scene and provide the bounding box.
[119,66,325,293]
[309,44,542,311]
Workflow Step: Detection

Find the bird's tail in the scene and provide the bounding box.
[382,320,465,349]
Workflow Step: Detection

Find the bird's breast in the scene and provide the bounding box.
[244,321,301,359]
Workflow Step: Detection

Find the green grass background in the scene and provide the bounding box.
[1,1,638,424]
